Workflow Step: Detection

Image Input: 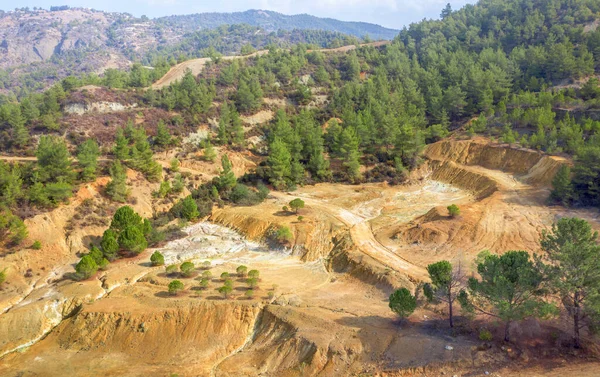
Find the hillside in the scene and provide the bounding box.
[2,0,600,376]
[0,7,393,96]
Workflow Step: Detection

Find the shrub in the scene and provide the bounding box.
[150,251,165,266]
[221,272,230,280]
[218,285,233,298]
[101,229,119,260]
[289,198,305,213]
[282,206,288,212]
[224,278,233,288]
[245,289,254,299]
[246,277,258,288]
[447,204,460,218]
[180,261,195,277]
[276,226,293,244]
[0,268,7,285]
[75,255,98,280]
[248,269,260,279]
[389,288,417,319]
[267,291,275,299]
[479,328,493,341]
[166,264,178,274]
[168,280,184,295]
[171,195,200,221]
[297,216,304,222]
[236,265,248,277]
[31,240,42,250]
[202,270,213,278]
[157,180,171,198]
[117,226,148,254]
[170,158,180,172]
[199,278,210,289]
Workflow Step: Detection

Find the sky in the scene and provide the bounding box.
[2,0,476,29]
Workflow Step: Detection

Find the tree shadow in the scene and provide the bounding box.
[273,211,293,217]
[154,291,174,298]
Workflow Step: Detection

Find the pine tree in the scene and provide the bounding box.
[218,155,237,191]
[154,120,172,149]
[77,139,100,182]
[203,139,217,162]
[113,127,130,161]
[339,128,361,182]
[267,138,292,190]
[230,107,245,148]
[550,165,573,206]
[36,135,74,184]
[105,161,129,202]
[217,102,231,145]
[12,122,29,149]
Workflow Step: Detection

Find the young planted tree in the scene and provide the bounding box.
[248,270,260,279]
[459,251,556,342]
[218,285,233,299]
[389,288,417,321]
[150,251,165,266]
[75,255,98,280]
[246,277,259,289]
[424,260,465,327]
[540,217,600,348]
[168,280,184,296]
[447,204,460,218]
[180,261,195,277]
[236,265,248,277]
[289,198,305,214]
[113,127,130,160]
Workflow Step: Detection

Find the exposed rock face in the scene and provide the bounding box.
[63,101,137,115]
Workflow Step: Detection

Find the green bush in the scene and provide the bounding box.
[31,240,42,250]
[218,285,233,298]
[245,289,255,299]
[276,226,293,244]
[199,278,210,288]
[168,280,184,295]
[150,251,165,266]
[246,277,258,288]
[0,268,7,285]
[389,288,417,319]
[166,264,178,274]
[221,272,230,280]
[289,198,305,213]
[479,328,493,341]
[75,255,98,280]
[236,265,248,277]
[248,269,260,279]
[171,195,200,221]
[447,204,460,218]
[180,261,195,277]
[117,226,148,254]
[101,229,119,260]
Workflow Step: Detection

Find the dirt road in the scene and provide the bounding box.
[151,41,391,89]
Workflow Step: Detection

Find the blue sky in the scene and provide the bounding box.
[2,0,476,29]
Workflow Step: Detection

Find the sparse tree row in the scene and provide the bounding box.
[389,217,600,348]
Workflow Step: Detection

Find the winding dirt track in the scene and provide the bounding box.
[151,41,391,90]
[271,191,430,282]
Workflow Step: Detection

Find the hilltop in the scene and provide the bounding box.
[0,7,395,95]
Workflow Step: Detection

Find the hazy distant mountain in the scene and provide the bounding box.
[157,10,399,40]
[0,7,396,96]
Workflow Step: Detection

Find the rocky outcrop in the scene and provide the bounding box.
[63,101,137,115]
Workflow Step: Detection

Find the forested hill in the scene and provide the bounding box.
[156,10,399,41]
[0,7,374,96]
[2,0,600,234]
